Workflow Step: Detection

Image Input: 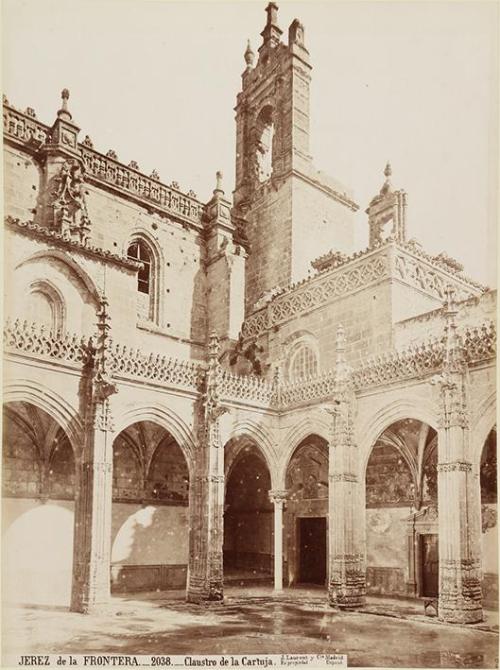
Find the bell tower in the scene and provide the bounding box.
[234,3,359,315]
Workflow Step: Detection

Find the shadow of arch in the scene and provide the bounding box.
[3,380,82,456]
[2,502,74,607]
[112,405,195,475]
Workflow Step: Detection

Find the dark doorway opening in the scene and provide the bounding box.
[298,517,326,585]
[420,533,439,597]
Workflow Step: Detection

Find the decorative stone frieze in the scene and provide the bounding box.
[4,316,496,409]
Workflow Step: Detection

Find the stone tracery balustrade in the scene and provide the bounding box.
[279,371,337,407]
[242,242,486,340]
[3,318,496,408]
[79,146,204,227]
[3,318,87,365]
[216,368,276,405]
[107,340,203,391]
[3,100,204,228]
[3,104,49,145]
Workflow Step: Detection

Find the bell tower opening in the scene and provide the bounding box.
[255,105,275,184]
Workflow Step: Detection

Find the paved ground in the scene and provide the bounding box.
[2,587,498,668]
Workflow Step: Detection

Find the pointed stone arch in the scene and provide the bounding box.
[112,404,195,475]
[3,380,83,455]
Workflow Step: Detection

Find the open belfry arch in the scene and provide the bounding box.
[2,2,496,626]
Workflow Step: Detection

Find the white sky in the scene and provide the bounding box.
[2,0,498,286]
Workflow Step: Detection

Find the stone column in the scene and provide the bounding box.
[269,490,287,591]
[71,297,117,613]
[325,326,365,610]
[435,288,482,624]
[186,333,227,604]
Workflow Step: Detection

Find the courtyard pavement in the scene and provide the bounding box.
[2,586,498,668]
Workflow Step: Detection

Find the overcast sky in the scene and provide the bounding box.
[2,0,498,285]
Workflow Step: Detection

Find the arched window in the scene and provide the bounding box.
[127,240,151,295]
[127,238,157,322]
[288,343,318,381]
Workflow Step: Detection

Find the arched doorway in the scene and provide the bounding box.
[365,418,437,598]
[223,439,273,587]
[285,435,328,587]
[111,421,189,594]
[2,402,76,606]
[480,427,497,609]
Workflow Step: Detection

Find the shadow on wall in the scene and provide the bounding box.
[110,504,189,591]
[2,503,74,607]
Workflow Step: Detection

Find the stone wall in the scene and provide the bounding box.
[365,507,411,596]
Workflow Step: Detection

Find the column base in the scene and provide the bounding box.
[186,577,224,605]
[438,569,483,623]
[438,595,483,624]
[328,576,366,610]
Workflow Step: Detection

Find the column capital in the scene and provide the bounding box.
[269,489,288,504]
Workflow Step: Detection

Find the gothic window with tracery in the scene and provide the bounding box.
[288,343,318,380]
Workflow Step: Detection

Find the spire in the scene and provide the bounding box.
[57,88,72,121]
[244,39,255,69]
[260,2,282,48]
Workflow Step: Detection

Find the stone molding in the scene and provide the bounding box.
[5,216,141,271]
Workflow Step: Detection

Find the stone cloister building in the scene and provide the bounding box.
[2,3,497,626]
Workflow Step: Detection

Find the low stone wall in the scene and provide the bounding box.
[223,551,273,574]
[110,564,187,593]
[366,566,408,596]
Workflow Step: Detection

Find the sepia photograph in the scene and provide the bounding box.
[1,0,498,668]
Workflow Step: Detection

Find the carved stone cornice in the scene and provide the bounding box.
[5,216,141,271]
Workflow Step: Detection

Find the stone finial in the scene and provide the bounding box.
[150,169,160,181]
[265,2,279,27]
[244,40,255,68]
[335,324,349,382]
[444,285,458,318]
[208,331,220,359]
[57,88,72,120]
[380,161,392,195]
[443,285,461,369]
[214,170,224,195]
[261,1,282,47]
